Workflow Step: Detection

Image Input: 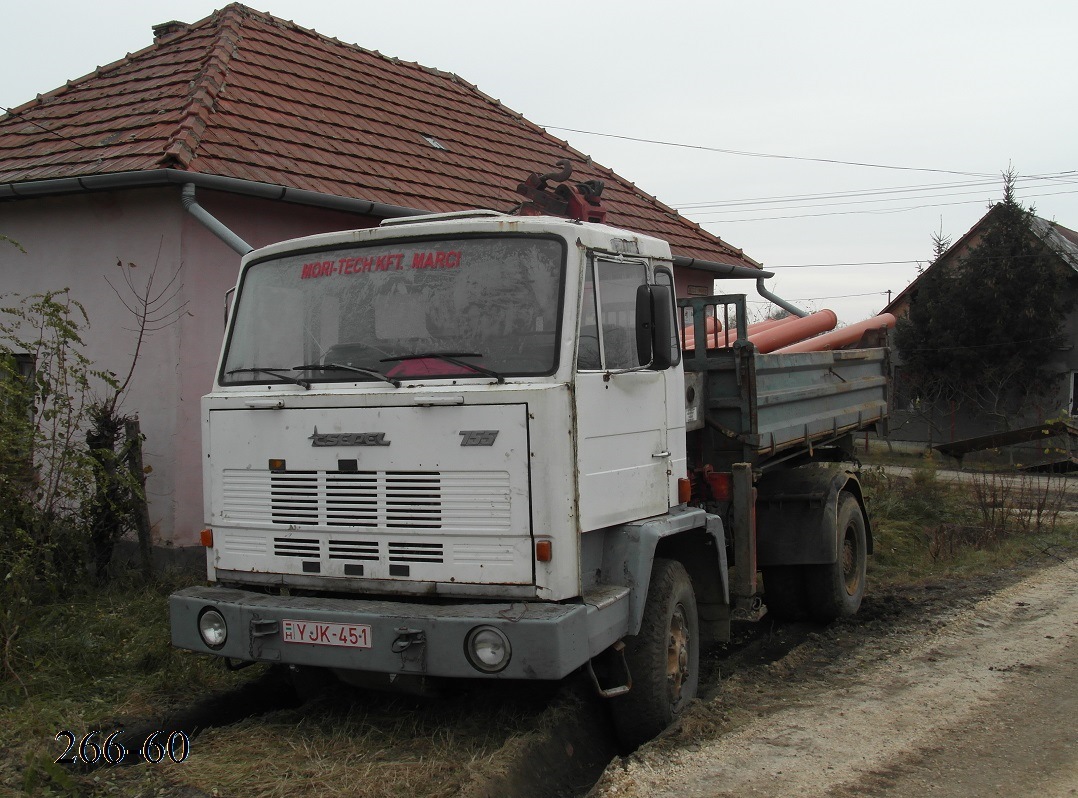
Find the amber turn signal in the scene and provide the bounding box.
[535,540,552,562]
[678,478,692,504]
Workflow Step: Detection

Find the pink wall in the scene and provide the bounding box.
[2,185,379,546]
[673,266,719,300]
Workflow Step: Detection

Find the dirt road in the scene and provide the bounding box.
[590,557,1078,798]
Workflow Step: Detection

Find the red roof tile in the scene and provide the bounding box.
[0,3,757,267]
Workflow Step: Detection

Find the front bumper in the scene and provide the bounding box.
[170,585,624,680]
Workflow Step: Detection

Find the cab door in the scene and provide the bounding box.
[574,256,670,531]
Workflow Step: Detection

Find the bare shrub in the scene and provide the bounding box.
[970,471,1067,539]
[927,471,1068,562]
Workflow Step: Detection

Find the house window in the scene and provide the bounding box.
[1,353,35,433]
[1,352,35,392]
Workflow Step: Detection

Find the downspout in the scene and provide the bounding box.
[670,254,808,318]
[181,183,253,255]
[756,277,808,318]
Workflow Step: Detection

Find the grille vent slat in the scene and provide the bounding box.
[273,537,320,558]
[388,541,445,563]
[270,469,445,528]
[223,469,511,532]
[328,539,380,561]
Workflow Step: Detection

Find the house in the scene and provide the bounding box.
[0,4,762,546]
[883,202,1078,450]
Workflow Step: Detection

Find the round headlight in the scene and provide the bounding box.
[198,608,228,649]
[465,625,511,673]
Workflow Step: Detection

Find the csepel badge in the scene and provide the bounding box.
[309,427,391,447]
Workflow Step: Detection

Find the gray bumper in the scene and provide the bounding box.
[170,585,628,680]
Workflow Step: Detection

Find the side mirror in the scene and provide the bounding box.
[650,284,674,370]
[636,284,674,371]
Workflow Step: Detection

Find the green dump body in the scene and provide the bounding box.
[681,295,889,470]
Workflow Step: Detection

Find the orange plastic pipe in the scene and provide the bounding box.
[749,309,838,353]
[745,314,800,336]
[684,312,806,350]
[681,315,726,351]
[772,313,896,354]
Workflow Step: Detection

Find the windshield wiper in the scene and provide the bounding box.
[380,352,505,384]
[294,363,400,388]
[227,367,310,390]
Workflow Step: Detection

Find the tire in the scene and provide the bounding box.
[805,491,867,622]
[762,566,809,620]
[609,558,699,749]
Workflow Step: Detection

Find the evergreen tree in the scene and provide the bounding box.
[894,172,1075,429]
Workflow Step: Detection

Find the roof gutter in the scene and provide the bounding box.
[0,169,429,220]
[3,172,784,287]
[673,255,773,280]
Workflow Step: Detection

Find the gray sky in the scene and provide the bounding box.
[4,0,1076,323]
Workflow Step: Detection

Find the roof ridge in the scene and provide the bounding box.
[160,5,248,168]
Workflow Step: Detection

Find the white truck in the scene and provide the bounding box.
[170,190,888,747]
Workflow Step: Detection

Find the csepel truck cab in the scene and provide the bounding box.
[170,201,886,747]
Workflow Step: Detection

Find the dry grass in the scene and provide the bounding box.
[0,573,576,798]
[862,459,1077,585]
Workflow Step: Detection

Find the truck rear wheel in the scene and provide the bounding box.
[805,491,867,621]
[609,557,699,749]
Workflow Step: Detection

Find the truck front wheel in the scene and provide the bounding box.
[609,557,699,749]
[806,491,867,621]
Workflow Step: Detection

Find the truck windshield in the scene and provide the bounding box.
[220,235,565,385]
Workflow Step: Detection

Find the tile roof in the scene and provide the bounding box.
[0,3,758,267]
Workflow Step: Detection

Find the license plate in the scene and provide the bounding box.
[281,619,372,648]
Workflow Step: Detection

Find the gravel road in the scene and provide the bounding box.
[590,556,1078,798]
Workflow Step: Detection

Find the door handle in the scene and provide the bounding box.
[244,399,284,409]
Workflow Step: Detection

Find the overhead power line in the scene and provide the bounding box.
[697,188,1078,223]
[675,172,1078,212]
[0,105,91,151]
[769,260,922,269]
[541,124,996,178]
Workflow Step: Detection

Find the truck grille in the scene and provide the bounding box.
[222,468,511,533]
[271,536,445,564]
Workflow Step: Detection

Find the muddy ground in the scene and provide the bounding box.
[588,547,1077,798]
[95,544,1075,798]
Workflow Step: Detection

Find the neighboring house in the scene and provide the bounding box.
[883,204,1078,446]
[0,4,762,546]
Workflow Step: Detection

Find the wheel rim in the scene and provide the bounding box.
[841,524,862,596]
[666,603,691,706]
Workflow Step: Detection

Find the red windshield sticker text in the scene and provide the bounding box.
[411,250,462,269]
[300,250,462,279]
[300,253,406,279]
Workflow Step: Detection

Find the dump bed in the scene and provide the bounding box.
[680,295,889,469]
